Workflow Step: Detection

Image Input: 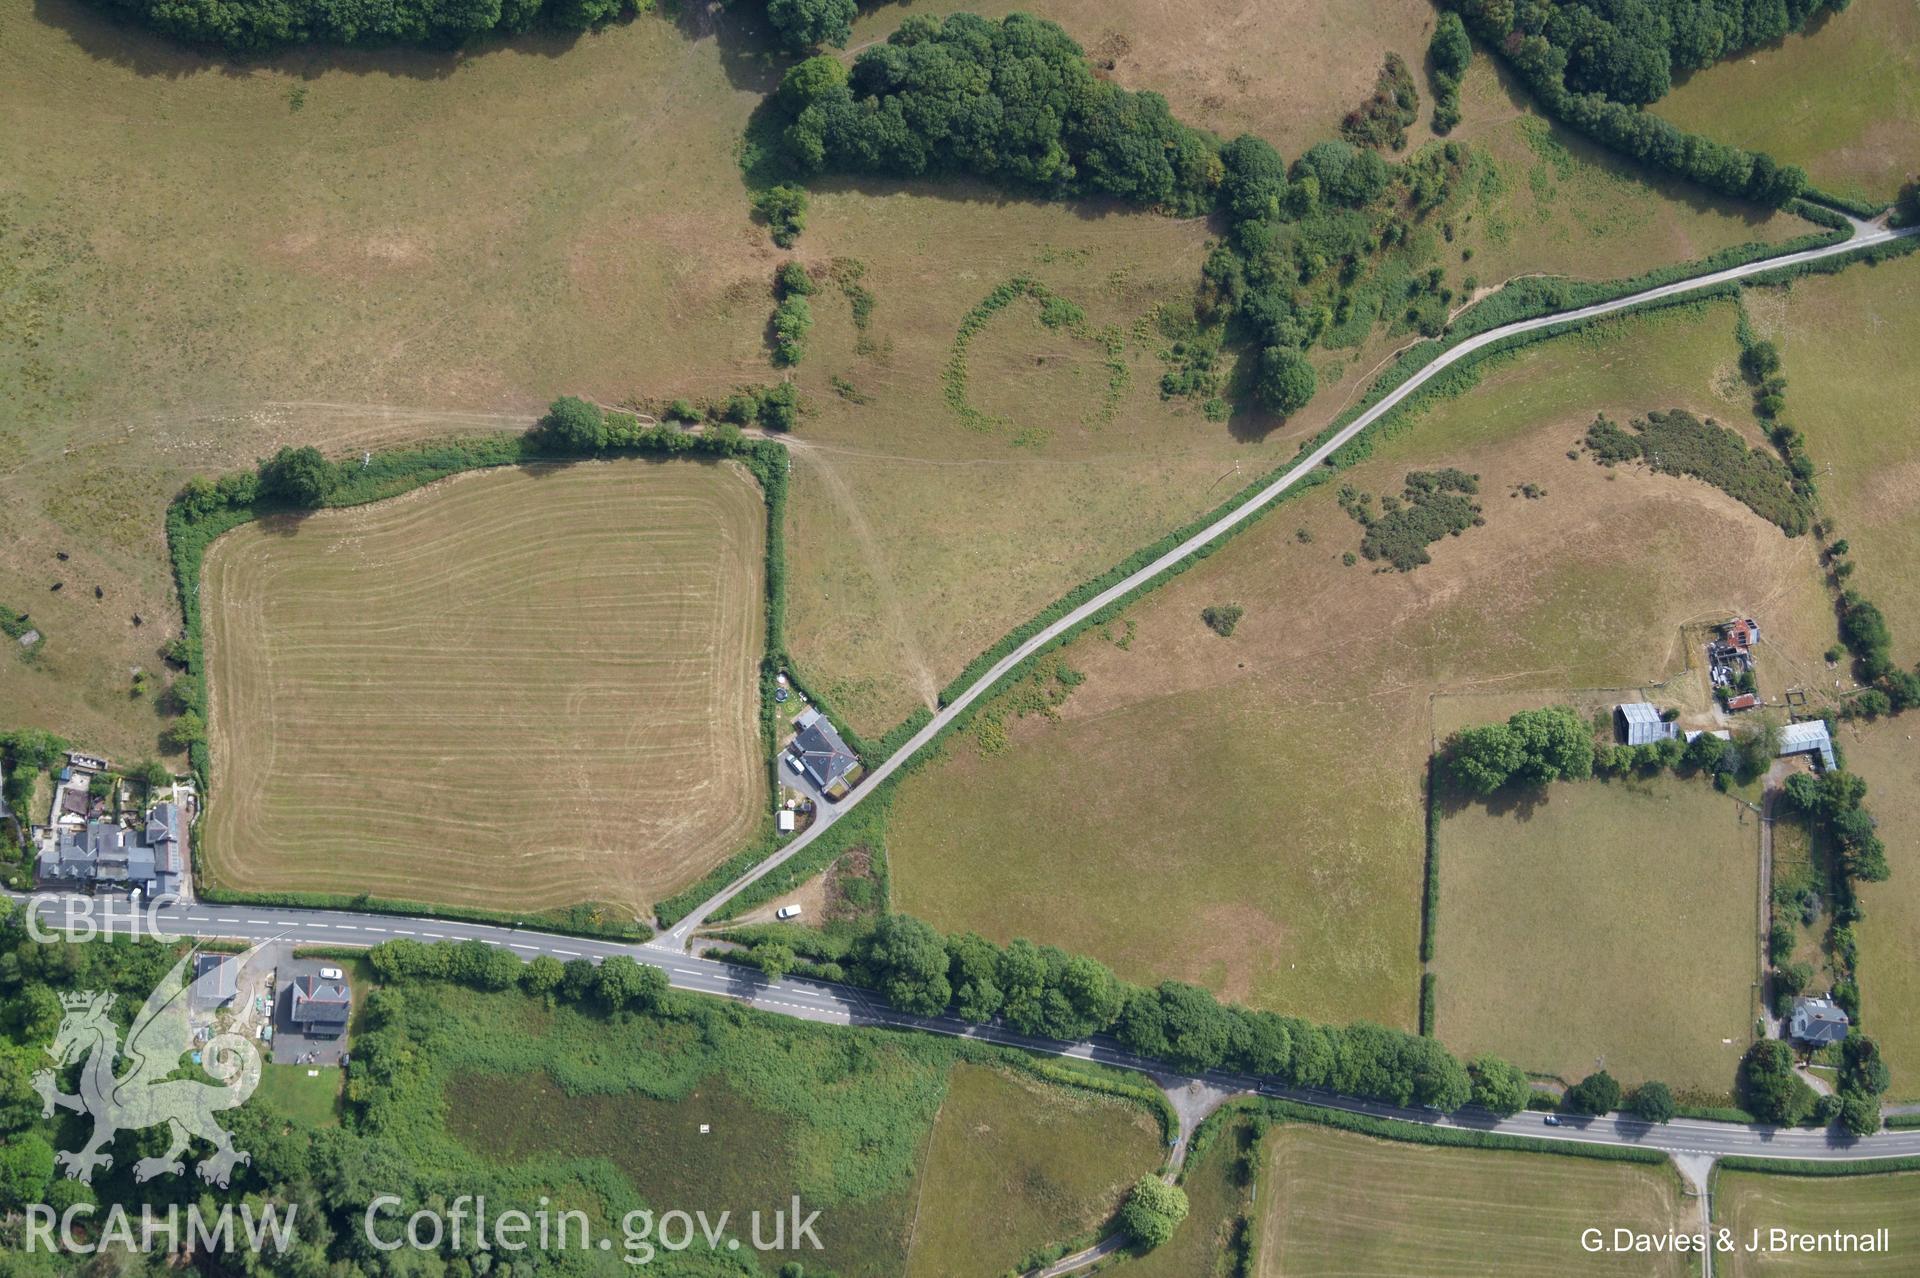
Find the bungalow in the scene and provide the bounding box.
[288,974,351,1039]
[1615,702,1678,746]
[1778,719,1837,770]
[788,708,860,798]
[1789,995,1850,1047]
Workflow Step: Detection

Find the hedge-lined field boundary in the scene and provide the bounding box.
[166,425,811,939]
[1716,1153,1920,1176]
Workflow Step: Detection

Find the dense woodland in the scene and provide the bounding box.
[1443,0,1850,204]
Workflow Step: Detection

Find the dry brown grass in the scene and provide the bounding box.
[887,302,1833,1028]
[198,459,766,915]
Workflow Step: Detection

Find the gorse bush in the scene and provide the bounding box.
[1344,469,1483,571]
[1583,410,1811,535]
[1340,54,1420,151]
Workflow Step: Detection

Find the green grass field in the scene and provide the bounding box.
[1713,1168,1920,1275]
[887,302,1830,1030]
[1258,1125,1691,1276]
[1841,720,1920,1100]
[1655,0,1920,205]
[252,1064,343,1129]
[901,1064,1163,1276]
[1434,774,1760,1093]
[1755,253,1920,668]
[1116,1116,1254,1277]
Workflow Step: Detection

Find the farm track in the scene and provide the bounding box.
[663,212,1920,943]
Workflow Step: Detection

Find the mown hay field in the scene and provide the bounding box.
[200,458,766,917]
[1713,1168,1920,1276]
[887,301,1832,1030]
[1655,0,1920,204]
[902,1064,1163,1276]
[1435,774,1760,1093]
[1258,1125,1691,1277]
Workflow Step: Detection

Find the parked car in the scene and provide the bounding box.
[785,754,803,774]
[319,967,343,981]
[775,905,803,921]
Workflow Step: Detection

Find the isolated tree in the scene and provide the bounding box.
[1629,1081,1675,1124]
[863,914,952,1015]
[520,954,566,1000]
[1254,346,1317,415]
[750,942,796,982]
[1506,706,1595,784]
[1445,722,1525,794]
[537,396,607,453]
[258,445,335,507]
[1838,1091,1881,1137]
[1563,1070,1621,1116]
[594,955,667,1014]
[947,932,1005,1022]
[766,0,856,51]
[1740,1040,1815,1125]
[164,711,206,753]
[753,185,810,248]
[1467,1053,1533,1116]
[1119,1176,1188,1250]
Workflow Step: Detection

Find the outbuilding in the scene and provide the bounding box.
[1615,702,1678,746]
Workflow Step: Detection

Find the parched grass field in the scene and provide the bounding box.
[902,1064,1163,1276]
[1713,1168,1920,1276]
[1842,719,1920,1101]
[199,459,766,917]
[1753,253,1920,668]
[0,0,1818,758]
[888,301,1833,1029]
[1434,774,1761,1093]
[1258,1125,1691,1276]
[1655,0,1920,205]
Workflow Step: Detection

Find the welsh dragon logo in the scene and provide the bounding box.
[32,946,265,1187]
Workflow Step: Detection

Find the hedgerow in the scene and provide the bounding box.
[1439,0,1845,207]
[166,404,826,933]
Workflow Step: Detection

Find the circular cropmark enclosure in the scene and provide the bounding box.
[199,457,767,919]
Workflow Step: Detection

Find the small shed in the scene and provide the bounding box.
[1725,693,1759,712]
[777,810,797,833]
[1615,702,1678,746]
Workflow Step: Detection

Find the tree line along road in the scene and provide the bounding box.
[12,214,1920,1170]
[662,212,1919,943]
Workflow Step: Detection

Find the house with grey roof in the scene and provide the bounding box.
[1777,720,1837,771]
[1615,702,1678,747]
[1789,995,1850,1046]
[288,974,351,1038]
[35,800,186,899]
[788,707,860,798]
[191,953,238,1011]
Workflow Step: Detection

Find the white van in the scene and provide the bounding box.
[775,905,803,922]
